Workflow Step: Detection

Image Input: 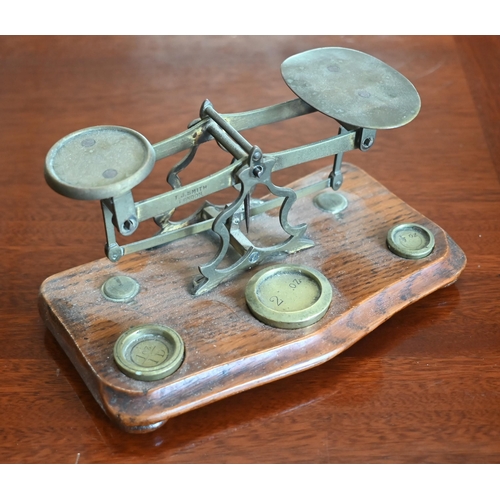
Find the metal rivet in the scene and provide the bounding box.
[102,168,118,179]
[81,138,96,147]
[327,64,340,73]
[108,248,122,262]
[249,251,260,264]
[101,275,140,302]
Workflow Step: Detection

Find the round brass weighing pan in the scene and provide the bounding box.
[282,47,421,130]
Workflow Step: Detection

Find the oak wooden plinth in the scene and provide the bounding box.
[38,164,466,433]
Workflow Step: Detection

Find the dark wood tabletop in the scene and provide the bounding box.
[1,35,499,464]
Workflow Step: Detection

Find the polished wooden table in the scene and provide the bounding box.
[1,36,499,463]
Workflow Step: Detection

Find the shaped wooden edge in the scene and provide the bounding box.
[39,232,466,433]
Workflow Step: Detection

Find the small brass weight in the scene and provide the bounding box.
[40,48,465,432]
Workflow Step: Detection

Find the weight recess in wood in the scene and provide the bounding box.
[245,264,333,329]
[387,223,435,259]
[113,324,185,382]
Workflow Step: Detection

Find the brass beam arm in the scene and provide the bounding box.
[152,98,315,160]
[135,129,357,223]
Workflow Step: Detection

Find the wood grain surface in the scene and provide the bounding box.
[1,35,499,463]
[39,164,466,431]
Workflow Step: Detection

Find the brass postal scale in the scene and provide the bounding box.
[39,47,466,432]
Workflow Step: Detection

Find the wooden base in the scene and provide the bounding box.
[39,164,466,433]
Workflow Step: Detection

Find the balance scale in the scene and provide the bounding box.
[39,48,466,433]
